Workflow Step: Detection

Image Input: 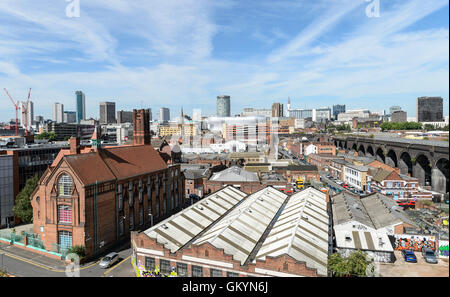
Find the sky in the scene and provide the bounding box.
[0,0,448,121]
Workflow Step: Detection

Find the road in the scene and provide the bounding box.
[0,241,134,277]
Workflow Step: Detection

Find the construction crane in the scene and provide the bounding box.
[21,88,32,136]
[3,88,20,136]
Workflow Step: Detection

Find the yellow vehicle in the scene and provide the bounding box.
[295,177,304,189]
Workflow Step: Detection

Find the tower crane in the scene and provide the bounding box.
[3,88,20,136]
[21,88,32,135]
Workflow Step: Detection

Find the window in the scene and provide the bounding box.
[192,265,203,277]
[129,212,134,230]
[58,231,72,250]
[58,205,72,224]
[139,207,143,226]
[210,268,223,277]
[145,257,155,271]
[227,272,239,277]
[118,184,123,210]
[147,177,152,201]
[160,259,171,274]
[177,263,188,277]
[119,218,124,235]
[129,182,134,206]
[38,211,40,219]
[58,174,73,196]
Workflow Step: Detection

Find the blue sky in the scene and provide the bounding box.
[0,0,448,121]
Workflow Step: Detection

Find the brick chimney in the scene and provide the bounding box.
[133,109,151,146]
[69,137,80,154]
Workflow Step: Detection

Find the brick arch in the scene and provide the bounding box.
[54,171,76,196]
[386,149,398,168]
[357,144,366,156]
[366,145,375,157]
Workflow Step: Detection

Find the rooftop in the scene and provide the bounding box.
[332,192,417,230]
[209,166,259,182]
[142,186,329,275]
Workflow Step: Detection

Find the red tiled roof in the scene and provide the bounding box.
[64,145,167,185]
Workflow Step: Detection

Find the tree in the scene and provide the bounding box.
[35,132,57,141]
[13,175,39,223]
[328,250,374,277]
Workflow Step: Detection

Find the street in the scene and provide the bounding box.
[0,241,135,277]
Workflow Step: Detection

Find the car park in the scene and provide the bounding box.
[402,250,417,263]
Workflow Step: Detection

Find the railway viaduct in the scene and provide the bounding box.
[333,135,449,194]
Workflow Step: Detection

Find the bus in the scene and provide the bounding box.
[295,178,305,189]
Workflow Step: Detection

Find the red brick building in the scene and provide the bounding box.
[29,109,185,258]
[131,186,329,277]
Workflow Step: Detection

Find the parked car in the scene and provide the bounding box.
[99,252,120,268]
[402,250,417,263]
[422,248,438,264]
[342,184,349,189]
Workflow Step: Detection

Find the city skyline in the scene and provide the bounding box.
[0,0,449,120]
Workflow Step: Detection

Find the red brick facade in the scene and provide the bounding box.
[131,231,322,277]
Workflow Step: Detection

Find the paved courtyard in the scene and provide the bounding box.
[379,251,449,277]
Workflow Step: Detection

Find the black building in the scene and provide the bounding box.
[417,97,443,122]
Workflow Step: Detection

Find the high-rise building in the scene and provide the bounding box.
[272,102,283,117]
[417,97,444,122]
[312,107,331,123]
[75,91,86,124]
[193,109,202,122]
[391,110,407,123]
[52,103,64,123]
[159,107,170,123]
[64,111,77,124]
[217,95,231,117]
[332,104,346,120]
[99,101,116,124]
[389,106,402,115]
[133,109,151,146]
[20,100,34,130]
[117,110,133,124]
[286,97,291,117]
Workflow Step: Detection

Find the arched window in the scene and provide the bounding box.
[58,174,73,197]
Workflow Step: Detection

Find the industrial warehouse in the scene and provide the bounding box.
[131,186,330,277]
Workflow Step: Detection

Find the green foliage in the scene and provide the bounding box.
[424,124,449,131]
[13,175,39,223]
[422,200,433,206]
[369,134,374,138]
[336,124,351,132]
[0,269,9,277]
[380,121,422,131]
[35,131,57,141]
[67,245,86,261]
[328,250,374,277]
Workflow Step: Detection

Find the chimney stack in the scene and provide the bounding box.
[133,109,151,146]
[69,137,80,154]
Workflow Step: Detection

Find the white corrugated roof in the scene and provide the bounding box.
[255,187,329,276]
[335,230,393,252]
[193,186,288,265]
[144,186,248,253]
